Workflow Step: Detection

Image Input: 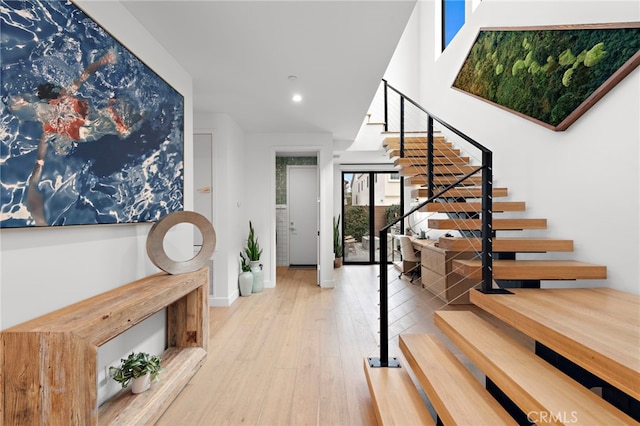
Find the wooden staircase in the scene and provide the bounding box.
[383,134,607,286]
[364,288,640,425]
[362,133,639,425]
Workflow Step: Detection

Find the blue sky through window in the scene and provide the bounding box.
[443,0,465,49]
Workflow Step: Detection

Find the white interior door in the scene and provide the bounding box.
[193,134,213,247]
[288,166,318,266]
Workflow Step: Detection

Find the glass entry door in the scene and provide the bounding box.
[342,171,402,264]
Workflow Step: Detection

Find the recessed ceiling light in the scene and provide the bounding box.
[292,94,302,103]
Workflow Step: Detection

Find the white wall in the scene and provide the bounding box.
[416,0,640,294]
[195,113,246,306]
[246,132,335,288]
[0,0,194,404]
[383,4,421,100]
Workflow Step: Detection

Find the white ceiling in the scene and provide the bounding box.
[121,1,416,142]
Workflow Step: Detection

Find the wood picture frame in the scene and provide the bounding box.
[452,22,640,131]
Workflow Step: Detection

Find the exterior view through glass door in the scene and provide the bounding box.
[342,171,402,264]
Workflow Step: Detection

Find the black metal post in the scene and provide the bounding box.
[481,150,493,292]
[400,97,405,158]
[427,116,434,199]
[383,80,389,133]
[368,228,400,368]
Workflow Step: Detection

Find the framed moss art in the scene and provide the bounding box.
[0,0,184,228]
[452,23,640,131]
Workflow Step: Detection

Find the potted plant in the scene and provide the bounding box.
[333,215,343,268]
[243,221,264,292]
[109,352,162,394]
[244,221,263,264]
[238,252,253,297]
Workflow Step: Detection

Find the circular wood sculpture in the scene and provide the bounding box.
[147,211,216,274]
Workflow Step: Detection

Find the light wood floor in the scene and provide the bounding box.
[157,265,530,425]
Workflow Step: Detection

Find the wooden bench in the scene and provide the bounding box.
[363,358,435,425]
[434,310,636,424]
[399,334,516,425]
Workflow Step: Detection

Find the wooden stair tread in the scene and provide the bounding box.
[412,187,509,198]
[384,141,451,151]
[453,259,607,280]
[399,334,516,425]
[383,136,447,145]
[421,201,525,213]
[434,311,636,425]
[470,288,640,401]
[382,130,438,135]
[438,237,574,252]
[409,175,482,186]
[401,165,480,177]
[428,218,547,231]
[388,148,461,158]
[363,358,435,426]
[394,156,469,166]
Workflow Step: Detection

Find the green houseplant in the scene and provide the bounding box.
[243,221,263,262]
[243,221,264,292]
[333,215,343,268]
[109,352,162,394]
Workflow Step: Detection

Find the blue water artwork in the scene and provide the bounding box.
[0,0,184,228]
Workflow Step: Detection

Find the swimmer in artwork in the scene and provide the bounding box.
[7,48,141,225]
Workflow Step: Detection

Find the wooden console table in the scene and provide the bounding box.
[1,268,209,425]
[412,238,480,304]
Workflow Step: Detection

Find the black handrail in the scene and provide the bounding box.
[372,79,495,368]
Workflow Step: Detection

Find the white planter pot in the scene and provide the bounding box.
[131,372,151,394]
[239,271,253,296]
[249,261,263,293]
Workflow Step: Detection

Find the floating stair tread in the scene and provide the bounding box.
[382,130,437,135]
[438,237,574,252]
[421,201,526,213]
[409,175,482,186]
[434,311,637,425]
[383,136,447,145]
[400,165,480,177]
[470,288,640,401]
[387,148,461,158]
[412,187,509,199]
[394,156,469,166]
[453,259,607,280]
[384,139,449,148]
[363,358,435,426]
[399,334,516,425]
[384,141,451,152]
[428,218,547,231]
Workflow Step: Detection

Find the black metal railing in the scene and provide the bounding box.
[369,79,495,368]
